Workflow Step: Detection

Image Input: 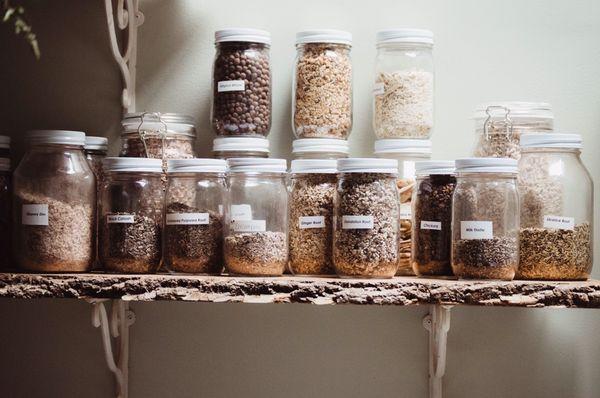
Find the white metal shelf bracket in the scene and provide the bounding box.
[423,305,453,398]
[104,0,145,113]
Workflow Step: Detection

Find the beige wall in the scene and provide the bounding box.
[1,0,599,397]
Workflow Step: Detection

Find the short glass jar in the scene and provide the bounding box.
[334,158,399,278]
[451,158,519,280]
[289,159,337,275]
[212,29,272,137]
[375,139,432,276]
[224,158,288,276]
[293,30,353,139]
[517,134,593,280]
[13,130,95,272]
[373,29,434,139]
[99,158,164,273]
[473,102,553,159]
[0,158,11,269]
[213,136,269,159]
[0,135,10,158]
[292,138,349,159]
[411,161,455,277]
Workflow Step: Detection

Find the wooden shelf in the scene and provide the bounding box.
[0,272,599,308]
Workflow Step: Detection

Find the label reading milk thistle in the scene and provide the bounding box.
[231,219,266,232]
[460,221,493,240]
[420,221,441,230]
[342,215,374,229]
[217,80,245,92]
[400,203,412,220]
[22,204,48,226]
[166,213,209,226]
[231,204,252,221]
[299,216,325,229]
[372,82,385,96]
[543,215,574,231]
[107,214,135,224]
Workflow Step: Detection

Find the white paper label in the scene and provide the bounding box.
[543,215,575,231]
[400,203,412,220]
[342,215,374,229]
[218,204,224,216]
[166,213,209,225]
[299,216,325,229]
[22,204,48,226]
[420,220,441,230]
[107,214,135,224]
[231,204,252,221]
[218,80,245,92]
[373,82,385,96]
[231,219,266,232]
[460,221,493,239]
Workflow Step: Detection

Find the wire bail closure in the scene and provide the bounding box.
[136,112,168,162]
[483,105,513,140]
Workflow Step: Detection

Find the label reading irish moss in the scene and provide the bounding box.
[22,204,48,226]
[299,216,325,229]
[107,214,135,224]
[342,215,374,229]
[420,221,441,230]
[218,80,245,92]
[231,219,266,232]
[460,221,493,239]
[543,215,574,231]
[166,213,209,226]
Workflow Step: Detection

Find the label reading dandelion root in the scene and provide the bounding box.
[342,215,374,229]
[543,215,574,231]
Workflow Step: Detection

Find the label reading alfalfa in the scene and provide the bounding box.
[107,214,135,224]
[460,221,493,240]
[230,204,252,221]
[22,204,48,226]
[400,203,412,220]
[166,213,209,226]
[217,80,245,92]
[420,220,441,230]
[231,219,266,232]
[299,216,325,229]
[342,215,374,229]
[373,82,385,96]
[543,215,574,231]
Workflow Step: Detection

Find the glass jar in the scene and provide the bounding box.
[99,158,164,273]
[212,29,272,137]
[373,29,434,139]
[375,140,432,276]
[0,135,10,158]
[292,138,349,159]
[289,159,337,275]
[224,158,288,276]
[0,158,11,269]
[164,159,227,274]
[411,161,455,277]
[13,130,95,272]
[334,158,399,278]
[473,102,553,159]
[517,134,593,280]
[85,136,108,265]
[451,158,519,280]
[213,137,269,159]
[292,30,353,139]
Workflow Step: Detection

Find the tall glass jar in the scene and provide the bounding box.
[451,158,519,280]
[0,158,11,270]
[473,102,553,159]
[375,139,431,276]
[334,158,399,278]
[224,158,288,276]
[517,134,593,280]
[212,29,272,137]
[164,159,227,274]
[373,29,434,139]
[213,137,269,159]
[13,130,95,272]
[99,158,164,273]
[292,30,353,139]
[292,138,349,159]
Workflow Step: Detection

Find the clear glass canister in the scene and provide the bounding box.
[375,140,432,276]
[0,158,11,269]
[451,158,520,280]
[164,159,227,274]
[224,158,288,276]
[13,130,95,272]
[293,30,353,139]
[373,29,434,139]
[292,138,349,159]
[334,158,399,278]
[99,158,164,273]
[517,134,593,280]
[213,136,269,159]
[85,136,108,266]
[212,29,272,137]
[473,102,553,159]
[289,159,337,275]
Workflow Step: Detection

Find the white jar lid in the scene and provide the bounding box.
[296,29,352,45]
[473,102,553,121]
[291,159,337,174]
[292,138,349,155]
[415,160,455,176]
[215,28,271,45]
[103,157,163,173]
[337,158,398,174]
[376,28,434,45]
[213,137,269,153]
[520,133,582,149]
[26,130,86,146]
[374,139,432,155]
[227,158,287,173]
[455,158,518,174]
[167,158,227,174]
[121,112,196,137]
[0,158,10,171]
[85,136,108,151]
[0,136,10,149]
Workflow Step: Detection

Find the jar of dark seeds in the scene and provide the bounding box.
[224,158,288,276]
[451,158,519,280]
[212,29,271,137]
[292,138,349,160]
[289,159,337,275]
[411,160,455,277]
[517,133,593,280]
[99,158,164,273]
[213,136,269,159]
[334,158,399,278]
[0,158,11,269]
[165,159,227,274]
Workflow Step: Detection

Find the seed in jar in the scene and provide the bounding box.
[452,236,518,280]
[224,231,287,276]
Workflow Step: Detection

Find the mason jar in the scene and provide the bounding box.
[292,138,349,159]
[99,158,164,273]
[292,30,353,139]
[517,133,593,280]
[212,29,272,137]
[0,158,11,269]
[451,158,519,280]
[224,158,288,276]
[13,130,95,272]
[373,29,434,139]
[213,136,269,159]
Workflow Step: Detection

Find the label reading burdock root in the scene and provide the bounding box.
[166,213,209,225]
[231,219,266,232]
[420,221,441,230]
[107,214,135,224]
[342,215,374,229]
[22,204,48,226]
[460,221,493,239]
[217,80,245,92]
[299,216,325,229]
[543,215,574,231]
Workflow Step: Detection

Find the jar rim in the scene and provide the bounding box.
[215,28,271,45]
[290,159,337,174]
[337,158,398,174]
[376,28,434,46]
[292,138,349,155]
[455,157,518,174]
[227,158,287,174]
[296,29,352,45]
[167,158,227,174]
[26,130,86,146]
[103,157,162,173]
[213,136,269,153]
